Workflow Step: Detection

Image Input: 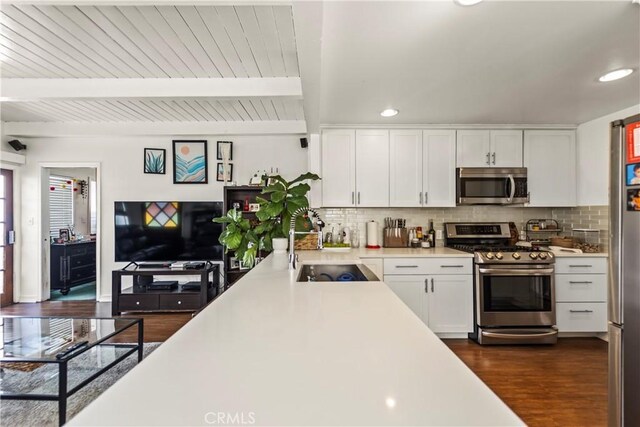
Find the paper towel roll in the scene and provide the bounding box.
[366,220,379,247]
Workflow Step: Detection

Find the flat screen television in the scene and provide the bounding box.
[114,201,223,262]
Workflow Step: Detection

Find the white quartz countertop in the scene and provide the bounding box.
[550,251,609,258]
[70,252,522,427]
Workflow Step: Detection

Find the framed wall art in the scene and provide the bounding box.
[216,162,233,182]
[144,148,166,174]
[173,140,208,184]
[217,141,233,160]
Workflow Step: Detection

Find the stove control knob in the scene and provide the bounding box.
[529,252,538,259]
[485,252,495,259]
[512,252,521,260]
[538,252,548,260]
[495,252,504,260]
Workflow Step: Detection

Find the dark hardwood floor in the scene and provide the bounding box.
[2,301,608,426]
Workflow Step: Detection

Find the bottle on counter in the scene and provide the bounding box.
[416,226,423,240]
[428,220,436,248]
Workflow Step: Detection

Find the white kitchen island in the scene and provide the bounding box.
[70,250,523,426]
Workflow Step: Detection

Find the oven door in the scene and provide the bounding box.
[477,264,555,327]
[457,168,528,205]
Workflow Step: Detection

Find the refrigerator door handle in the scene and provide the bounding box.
[608,323,622,427]
[609,121,623,326]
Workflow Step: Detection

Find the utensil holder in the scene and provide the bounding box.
[383,228,409,248]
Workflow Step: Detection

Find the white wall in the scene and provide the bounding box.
[12,135,308,302]
[576,104,640,206]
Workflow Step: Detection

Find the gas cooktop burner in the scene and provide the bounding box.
[448,244,554,264]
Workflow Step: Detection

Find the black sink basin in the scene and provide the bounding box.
[296,264,379,282]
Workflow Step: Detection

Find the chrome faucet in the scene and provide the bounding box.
[288,207,324,270]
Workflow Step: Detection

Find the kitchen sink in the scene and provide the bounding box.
[296,264,379,282]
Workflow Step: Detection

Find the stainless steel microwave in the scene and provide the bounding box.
[456,167,529,205]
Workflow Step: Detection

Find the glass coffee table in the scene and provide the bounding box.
[0,316,143,425]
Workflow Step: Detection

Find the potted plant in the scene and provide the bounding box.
[214,172,320,267]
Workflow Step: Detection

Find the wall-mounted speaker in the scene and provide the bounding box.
[8,139,27,151]
[300,137,308,148]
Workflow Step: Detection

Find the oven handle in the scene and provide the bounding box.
[481,329,558,339]
[478,267,554,276]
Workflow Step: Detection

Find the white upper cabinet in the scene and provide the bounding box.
[390,130,423,207]
[321,129,356,207]
[423,130,456,207]
[490,130,523,167]
[524,130,576,207]
[355,129,390,207]
[457,130,523,168]
[456,130,491,167]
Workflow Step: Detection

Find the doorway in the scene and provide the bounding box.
[41,165,100,302]
[1,169,14,307]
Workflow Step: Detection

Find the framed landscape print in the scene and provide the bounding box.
[144,148,166,174]
[173,140,208,184]
[216,162,233,182]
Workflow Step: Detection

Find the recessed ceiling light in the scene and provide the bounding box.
[599,69,634,82]
[454,0,484,6]
[380,109,399,117]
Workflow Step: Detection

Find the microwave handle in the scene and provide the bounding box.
[505,175,515,203]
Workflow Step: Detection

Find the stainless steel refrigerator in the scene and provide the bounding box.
[609,114,640,427]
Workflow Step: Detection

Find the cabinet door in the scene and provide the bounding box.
[427,274,473,333]
[384,275,428,324]
[524,130,576,207]
[423,130,456,207]
[362,258,383,280]
[355,129,389,207]
[321,129,356,207]
[456,130,490,167]
[490,130,523,167]
[389,130,422,207]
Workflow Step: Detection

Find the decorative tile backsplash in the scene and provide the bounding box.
[317,205,609,250]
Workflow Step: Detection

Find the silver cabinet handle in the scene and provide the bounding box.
[419,192,423,205]
[486,152,490,165]
[569,281,593,284]
[396,265,419,268]
[357,192,361,204]
[424,278,428,293]
[570,310,594,313]
[431,277,434,293]
[569,265,593,268]
[351,192,355,205]
[424,192,428,205]
[492,152,496,165]
[440,265,464,268]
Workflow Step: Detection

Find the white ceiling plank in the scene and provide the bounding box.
[0,38,69,77]
[229,99,252,121]
[194,100,223,121]
[55,6,153,78]
[175,6,234,78]
[137,6,208,78]
[1,103,48,121]
[30,5,137,77]
[115,6,192,78]
[0,25,93,78]
[55,100,95,121]
[194,6,247,78]
[273,5,299,78]
[262,98,278,121]
[178,100,207,121]
[217,99,243,121]
[74,100,120,121]
[20,102,79,121]
[103,100,147,121]
[3,120,308,137]
[9,5,122,78]
[253,6,287,77]
[248,98,269,120]
[151,100,188,121]
[156,6,221,78]
[234,6,275,77]
[3,1,293,6]
[139,100,178,121]
[78,6,168,77]
[167,100,201,121]
[204,100,231,121]
[1,77,303,100]
[94,99,133,121]
[186,99,215,121]
[271,98,287,120]
[214,6,261,77]
[117,100,160,121]
[0,62,26,77]
[239,99,260,121]
[98,6,180,77]
[0,52,45,77]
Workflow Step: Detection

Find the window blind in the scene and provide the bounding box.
[49,175,74,238]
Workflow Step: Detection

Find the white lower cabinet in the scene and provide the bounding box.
[383,258,473,336]
[361,258,384,280]
[555,256,608,333]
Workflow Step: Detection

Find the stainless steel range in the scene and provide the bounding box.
[444,222,557,345]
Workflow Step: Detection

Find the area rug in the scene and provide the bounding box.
[0,342,160,426]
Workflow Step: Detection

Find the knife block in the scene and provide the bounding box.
[383,228,409,248]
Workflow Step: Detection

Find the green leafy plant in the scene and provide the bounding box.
[213,172,320,268]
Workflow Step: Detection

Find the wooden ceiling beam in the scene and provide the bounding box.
[0,78,303,101]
